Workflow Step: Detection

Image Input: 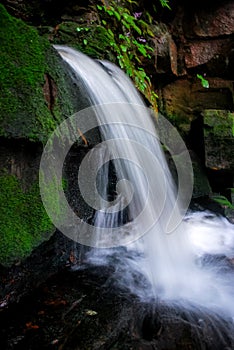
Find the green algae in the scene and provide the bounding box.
[0,4,81,143]
[0,174,54,266]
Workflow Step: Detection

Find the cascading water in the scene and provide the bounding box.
[54,46,234,341]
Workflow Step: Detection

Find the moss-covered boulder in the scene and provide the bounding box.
[0,3,88,142]
[202,109,234,170]
[0,174,54,266]
[44,21,115,62]
[0,4,90,266]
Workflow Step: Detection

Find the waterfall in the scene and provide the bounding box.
[53,46,234,320]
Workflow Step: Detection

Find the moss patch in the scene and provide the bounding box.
[48,21,114,61]
[202,109,234,170]
[0,174,54,266]
[0,4,83,143]
[0,4,46,138]
[202,109,234,138]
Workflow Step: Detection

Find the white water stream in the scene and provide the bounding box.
[55,46,234,323]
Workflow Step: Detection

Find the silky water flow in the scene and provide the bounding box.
[55,46,234,336]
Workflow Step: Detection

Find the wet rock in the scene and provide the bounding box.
[149,23,179,75]
[0,5,101,266]
[190,152,212,198]
[202,109,234,170]
[160,78,233,137]
[184,38,233,69]
[184,1,234,38]
[0,4,89,142]
[0,265,234,350]
[0,231,75,306]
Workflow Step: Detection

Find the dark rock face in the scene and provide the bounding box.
[0,138,42,189]
[184,38,233,69]
[0,264,234,350]
[155,0,234,204]
[202,110,234,171]
[184,1,234,38]
[161,79,233,123]
[0,231,75,306]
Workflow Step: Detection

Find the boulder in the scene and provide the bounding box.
[0,4,92,266]
[202,109,234,170]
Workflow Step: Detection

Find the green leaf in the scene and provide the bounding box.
[117,56,124,68]
[120,45,127,52]
[119,34,125,40]
[145,11,153,24]
[122,14,142,34]
[160,0,171,9]
[113,10,121,21]
[212,195,234,209]
[132,23,142,35]
[83,39,88,45]
[123,12,142,34]
[147,28,155,37]
[122,20,130,30]
[138,19,148,27]
[126,36,131,43]
[135,56,141,63]
[97,5,103,10]
[137,44,147,56]
[197,74,209,88]
[107,28,114,37]
[145,45,154,52]
[123,13,133,21]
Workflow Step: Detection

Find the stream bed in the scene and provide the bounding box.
[1,260,234,350]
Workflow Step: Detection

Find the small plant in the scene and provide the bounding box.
[158,0,171,9]
[94,1,161,111]
[211,194,234,209]
[197,74,209,88]
[76,27,90,45]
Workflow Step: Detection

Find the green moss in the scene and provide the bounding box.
[0,4,46,137]
[0,5,81,143]
[0,174,54,266]
[51,22,114,61]
[191,159,211,198]
[203,110,234,138]
[161,113,191,140]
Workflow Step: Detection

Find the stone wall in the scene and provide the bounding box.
[152,0,234,200]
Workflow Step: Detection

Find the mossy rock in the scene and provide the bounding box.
[202,109,234,170]
[203,109,234,138]
[41,21,115,62]
[0,5,92,266]
[0,4,88,143]
[0,174,55,266]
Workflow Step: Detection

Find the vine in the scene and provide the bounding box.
[91,0,169,112]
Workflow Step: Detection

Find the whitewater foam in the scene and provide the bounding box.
[55,45,234,320]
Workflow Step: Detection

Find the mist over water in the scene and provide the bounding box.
[55,46,234,324]
[86,211,234,317]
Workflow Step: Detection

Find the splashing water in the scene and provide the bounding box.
[54,46,234,324]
